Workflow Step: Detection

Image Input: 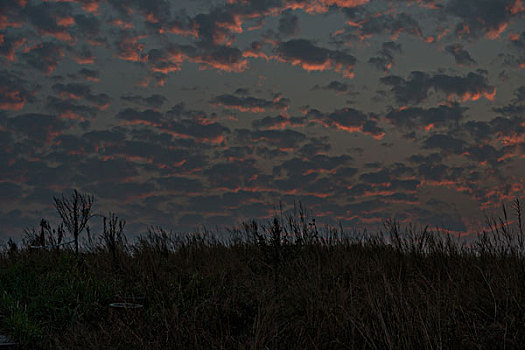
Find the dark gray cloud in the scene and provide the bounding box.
[462,115,525,151]
[154,176,204,193]
[0,70,34,111]
[22,42,63,74]
[274,154,352,178]
[276,39,356,78]
[74,47,96,65]
[446,0,518,39]
[252,115,305,130]
[306,107,385,139]
[297,138,331,158]
[114,30,149,63]
[204,159,259,189]
[52,83,91,99]
[108,0,172,23]
[464,144,503,166]
[0,34,26,62]
[235,128,307,150]
[312,80,353,94]
[445,44,476,66]
[2,113,66,144]
[509,31,525,56]
[76,69,100,82]
[359,169,390,184]
[343,10,423,41]
[116,108,164,124]
[423,134,466,155]
[193,8,240,46]
[45,96,98,122]
[85,181,156,201]
[0,210,37,242]
[369,41,402,72]
[74,13,102,38]
[211,93,289,112]
[278,10,299,37]
[116,107,230,144]
[121,94,167,108]
[407,205,467,232]
[514,86,525,102]
[148,43,249,73]
[1,0,524,239]
[385,103,466,130]
[381,71,496,105]
[0,183,23,201]
[23,1,75,41]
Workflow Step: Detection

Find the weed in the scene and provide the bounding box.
[1,193,525,348]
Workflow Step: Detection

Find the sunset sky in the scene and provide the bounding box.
[1,0,524,240]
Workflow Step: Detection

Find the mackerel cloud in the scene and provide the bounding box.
[0,0,524,239]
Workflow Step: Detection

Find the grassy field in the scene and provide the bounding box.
[1,198,525,349]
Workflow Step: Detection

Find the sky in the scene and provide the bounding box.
[1,0,524,240]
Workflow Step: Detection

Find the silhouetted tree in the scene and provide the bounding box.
[53,190,94,254]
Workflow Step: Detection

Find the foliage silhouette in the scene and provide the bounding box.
[1,193,525,348]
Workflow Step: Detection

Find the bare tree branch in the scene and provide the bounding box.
[53,189,94,254]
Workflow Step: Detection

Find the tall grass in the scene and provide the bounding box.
[0,197,524,349]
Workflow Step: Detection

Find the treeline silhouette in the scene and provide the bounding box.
[1,190,524,349]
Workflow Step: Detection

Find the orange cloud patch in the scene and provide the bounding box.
[110,19,135,29]
[56,16,75,27]
[0,88,26,111]
[1,37,26,62]
[422,123,435,131]
[417,179,472,194]
[117,35,148,62]
[480,182,525,210]
[276,39,356,78]
[82,1,100,13]
[285,0,369,14]
[509,0,525,14]
[43,0,99,13]
[74,55,95,64]
[485,22,508,39]
[213,104,264,113]
[311,118,384,139]
[0,14,24,30]
[160,22,199,37]
[193,55,248,73]
[447,87,496,102]
[216,14,243,34]
[151,46,249,74]
[277,56,355,78]
[509,33,520,41]
[211,94,289,114]
[415,0,440,10]
[161,129,227,145]
[242,50,272,60]
[59,110,86,121]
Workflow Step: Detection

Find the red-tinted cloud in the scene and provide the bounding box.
[307,107,385,139]
[211,93,289,113]
[0,35,26,61]
[0,70,32,111]
[276,39,356,78]
[22,42,64,74]
[381,71,496,105]
[385,103,467,131]
[115,32,148,62]
[446,0,522,39]
[445,44,477,66]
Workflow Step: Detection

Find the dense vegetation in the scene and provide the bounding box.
[1,192,524,349]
